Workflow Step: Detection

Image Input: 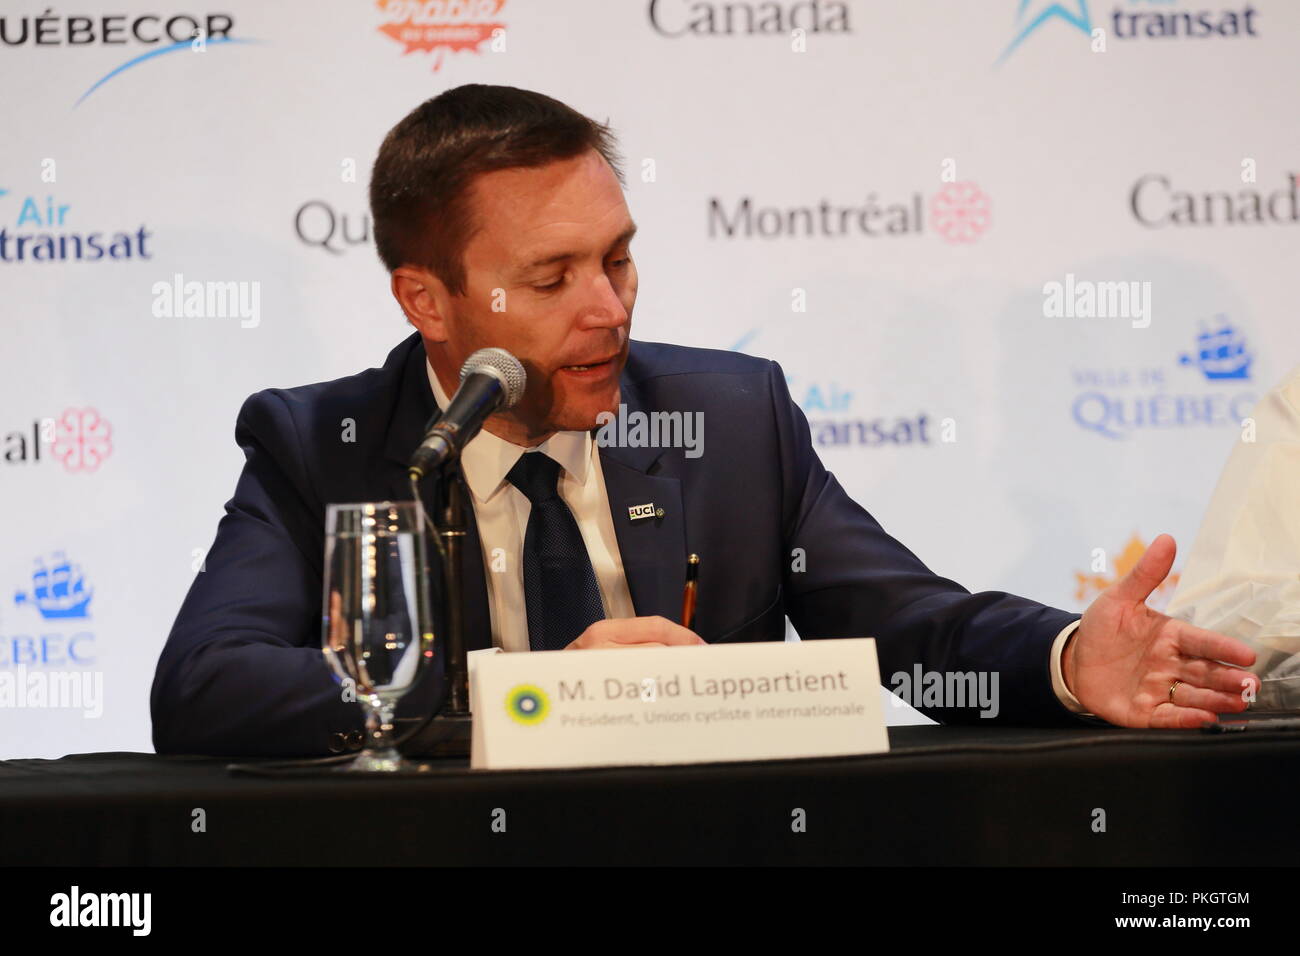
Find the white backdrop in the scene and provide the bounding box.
[3,0,1298,757]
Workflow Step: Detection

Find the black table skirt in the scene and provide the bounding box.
[4,725,1300,866]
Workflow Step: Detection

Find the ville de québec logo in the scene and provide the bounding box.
[14,552,93,621]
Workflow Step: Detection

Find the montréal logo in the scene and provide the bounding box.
[709,182,992,244]
[3,409,113,472]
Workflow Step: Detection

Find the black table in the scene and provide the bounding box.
[4,724,1299,866]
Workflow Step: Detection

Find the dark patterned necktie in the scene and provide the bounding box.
[506,451,606,651]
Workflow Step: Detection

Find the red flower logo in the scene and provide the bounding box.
[930,182,992,243]
[51,408,113,473]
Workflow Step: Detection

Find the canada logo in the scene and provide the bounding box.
[1074,534,1180,609]
[376,0,507,71]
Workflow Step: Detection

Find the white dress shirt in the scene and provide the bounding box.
[429,359,1085,713]
[427,361,636,652]
[1168,363,1300,710]
[1050,622,1086,714]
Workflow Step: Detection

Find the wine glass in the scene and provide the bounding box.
[321,501,435,771]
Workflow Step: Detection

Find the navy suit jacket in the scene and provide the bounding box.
[151,332,1083,755]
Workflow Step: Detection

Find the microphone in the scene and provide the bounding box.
[409,348,527,479]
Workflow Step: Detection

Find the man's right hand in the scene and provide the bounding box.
[567,616,706,650]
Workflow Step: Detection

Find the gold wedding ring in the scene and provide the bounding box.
[1168,680,1182,704]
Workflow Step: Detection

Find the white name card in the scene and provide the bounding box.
[469,638,888,770]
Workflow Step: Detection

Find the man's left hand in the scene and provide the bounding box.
[1064,533,1260,728]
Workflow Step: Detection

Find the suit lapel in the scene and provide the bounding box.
[597,377,688,622]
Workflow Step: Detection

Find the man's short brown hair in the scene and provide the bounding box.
[369,84,626,296]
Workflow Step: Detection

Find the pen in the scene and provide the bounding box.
[681,553,700,630]
[1202,716,1300,733]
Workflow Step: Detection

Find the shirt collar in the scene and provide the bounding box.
[426,358,592,503]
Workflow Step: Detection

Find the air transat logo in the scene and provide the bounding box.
[998,0,1093,64]
[376,0,506,71]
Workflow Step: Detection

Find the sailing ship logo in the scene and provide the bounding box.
[1178,317,1252,381]
[14,552,93,620]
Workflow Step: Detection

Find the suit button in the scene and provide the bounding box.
[328,733,347,753]
[345,730,364,751]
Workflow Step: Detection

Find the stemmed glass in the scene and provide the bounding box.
[321,501,435,771]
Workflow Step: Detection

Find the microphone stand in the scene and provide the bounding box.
[397,457,475,759]
[438,459,472,718]
[418,458,474,757]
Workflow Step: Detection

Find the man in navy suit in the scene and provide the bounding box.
[151,84,1259,756]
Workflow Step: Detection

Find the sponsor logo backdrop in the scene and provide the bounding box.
[3,0,1298,755]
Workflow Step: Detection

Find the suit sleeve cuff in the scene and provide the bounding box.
[1050,619,1090,714]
